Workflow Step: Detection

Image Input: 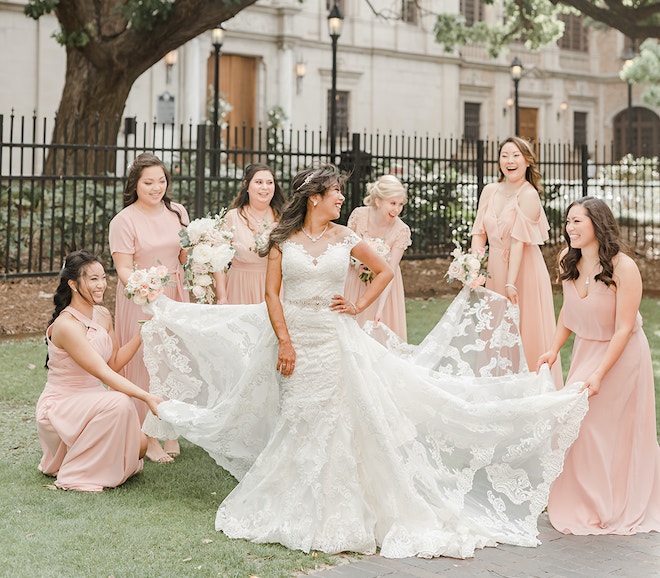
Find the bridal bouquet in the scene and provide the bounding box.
[180,212,235,303]
[445,243,489,288]
[350,237,390,284]
[124,265,171,305]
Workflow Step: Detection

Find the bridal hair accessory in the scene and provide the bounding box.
[301,224,328,242]
[180,210,235,304]
[124,265,171,306]
[445,243,489,289]
[298,171,316,191]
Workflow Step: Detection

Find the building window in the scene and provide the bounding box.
[327,90,350,137]
[559,14,588,52]
[401,0,419,25]
[613,107,660,159]
[464,102,480,141]
[573,112,587,147]
[460,0,483,27]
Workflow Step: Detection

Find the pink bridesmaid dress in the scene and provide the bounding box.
[548,280,660,534]
[471,187,562,388]
[344,206,412,341]
[36,306,143,492]
[109,202,189,423]
[224,208,273,304]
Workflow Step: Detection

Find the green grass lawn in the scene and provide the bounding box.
[1,294,659,576]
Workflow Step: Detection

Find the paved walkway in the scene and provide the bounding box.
[314,515,660,577]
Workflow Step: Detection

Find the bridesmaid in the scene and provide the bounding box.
[344,174,411,341]
[470,136,561,387]
[36,251,162,492]
[538,197,660,535]
[109,153,189,462]
[214,163,286,304]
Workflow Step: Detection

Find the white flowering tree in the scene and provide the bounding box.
[620,39,660,107]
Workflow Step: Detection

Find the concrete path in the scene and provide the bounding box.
[313,515,660,577]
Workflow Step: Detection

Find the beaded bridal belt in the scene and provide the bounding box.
[284,297,333,311]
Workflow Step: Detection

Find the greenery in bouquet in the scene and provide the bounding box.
[445,243,489,288]
[350,237,390,284]
[180,212,235,303]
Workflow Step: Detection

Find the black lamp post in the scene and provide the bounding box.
[211,25,225,176]
[327,2,344,161]
[510,57,523,136]
[623,47,634,156]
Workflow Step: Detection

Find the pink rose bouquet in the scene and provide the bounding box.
[124,265,171,305]
[445,243,489,288]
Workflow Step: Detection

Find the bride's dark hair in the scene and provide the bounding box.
[260,165,346,256]
[558,197,623,289]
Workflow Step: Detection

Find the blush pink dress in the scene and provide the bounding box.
[223,208,274,304]
[471,187,562,388]
[344,207,412,341]
[548,280,660,534]
[36,306,143,492]
[109,202,189,423]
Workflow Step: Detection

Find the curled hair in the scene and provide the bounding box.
[230,163,287,219]
[363,174,407,206]
[49,250,102,328]
[559,197,624,288]
[498,136,544,195]
[123,152,185,226]
[260,165,345,256]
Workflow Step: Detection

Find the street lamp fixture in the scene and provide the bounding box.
[327,2,344,161]
[623,47,635,156]
[211,25,225,176]
[510,56,523,136]
[295,59,307,95]
[164,50,177,85]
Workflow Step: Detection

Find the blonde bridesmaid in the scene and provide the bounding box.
[538,197,660,535]
[215,164,286,304]
[471,136,561,388]
[344,175,411,341]
[109,153,189,462]
[36,251,162,492]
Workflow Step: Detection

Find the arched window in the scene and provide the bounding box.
[613,107,660,159]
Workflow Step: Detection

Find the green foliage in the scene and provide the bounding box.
[621,39,660,107]
[23,0,59,20]
[434,0,566,57]
[53,26,91,48]
[119,0,175,31]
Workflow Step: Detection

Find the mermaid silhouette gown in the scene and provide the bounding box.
[141,230,588,559]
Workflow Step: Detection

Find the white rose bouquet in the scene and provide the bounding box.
[180,211,235,303]
[350,237,390,285]
[124,265,171,305]
[445,243,489,288]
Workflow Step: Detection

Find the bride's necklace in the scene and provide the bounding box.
[301,224,328,243]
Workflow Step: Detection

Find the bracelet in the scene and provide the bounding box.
[504,283,518,291]
[349,302,358,316]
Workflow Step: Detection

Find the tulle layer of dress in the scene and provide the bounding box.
[141,235,588,559]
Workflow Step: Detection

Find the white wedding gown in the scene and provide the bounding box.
[141,230,588,559]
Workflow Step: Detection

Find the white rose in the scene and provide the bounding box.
[195,274,213,287]
[192,243,213,264]
[191,260,209,274]
[192,285,206,299]
[187,218,216,244]
[447,261,463,280]
[209,244,235,272]
[128,268,148,287]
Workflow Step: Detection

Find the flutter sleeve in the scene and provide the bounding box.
[391,220,412,251]
[511,203,550,245]
[108,210,136,255]
[470,189,491,236]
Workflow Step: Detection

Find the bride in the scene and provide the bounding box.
[141,165,588,559]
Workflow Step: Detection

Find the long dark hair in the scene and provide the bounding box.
[497,136,544,195]
[559,197,623,288]
[230,163,287,219]
[49,251,102,329]
[123,153,185,226]
[260,165,345,256]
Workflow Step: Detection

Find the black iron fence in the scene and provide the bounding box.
[2,113,659,277]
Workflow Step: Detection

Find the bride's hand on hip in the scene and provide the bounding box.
[277,340,296,377]
[331,294,358,316]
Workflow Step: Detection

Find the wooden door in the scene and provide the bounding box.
[518,107,538,143]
